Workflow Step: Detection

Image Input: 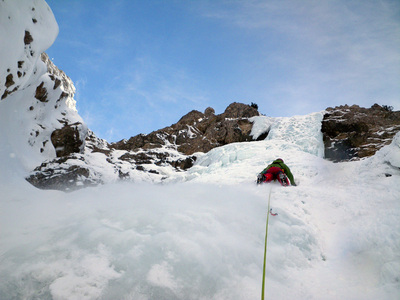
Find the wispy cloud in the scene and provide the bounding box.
[200,0,400,111]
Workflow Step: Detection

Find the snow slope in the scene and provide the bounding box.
[1,112,399,299]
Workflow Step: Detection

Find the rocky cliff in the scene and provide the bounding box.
[322,104,400,162]
[111,103,259,155]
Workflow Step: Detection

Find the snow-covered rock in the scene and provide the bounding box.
[0,0,86,173]
[26,102,263,191]
[0,0,58,101]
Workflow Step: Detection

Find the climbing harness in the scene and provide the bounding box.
[261,187,276,300]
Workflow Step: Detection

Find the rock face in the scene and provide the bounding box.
[112,102,260,155]
[322,104,400,162]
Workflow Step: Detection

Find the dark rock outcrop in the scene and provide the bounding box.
[224,102,259,118]
[106,102,259,175]
[24,30,34,45]
[35,81,48,102]
[322,104,400,162]
[111,102,260,155]
[51,122,84,157]
[5,74,15,88]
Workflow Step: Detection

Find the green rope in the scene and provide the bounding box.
[261,187,272,300]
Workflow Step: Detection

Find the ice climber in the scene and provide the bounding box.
[257,158,296,186]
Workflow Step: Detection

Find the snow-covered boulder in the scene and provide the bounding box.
[0,0,86,172]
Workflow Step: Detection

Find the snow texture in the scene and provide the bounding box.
[1,1,399,299]
[2,117,399,300]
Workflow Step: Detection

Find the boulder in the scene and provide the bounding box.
[26,156,100,191]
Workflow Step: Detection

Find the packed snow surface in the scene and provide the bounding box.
[1,112,399,299]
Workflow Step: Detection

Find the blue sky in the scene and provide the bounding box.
[45,0,400,142]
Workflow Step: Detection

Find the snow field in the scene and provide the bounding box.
[0,182,268,299]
